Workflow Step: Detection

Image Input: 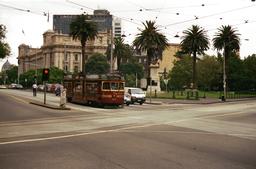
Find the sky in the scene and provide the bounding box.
[0,0,256,70]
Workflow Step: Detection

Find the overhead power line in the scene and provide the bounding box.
[65,0,94,11]
[0,2,49,21]
[164,4,256,27]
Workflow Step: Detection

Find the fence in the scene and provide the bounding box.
[147,90,256,100]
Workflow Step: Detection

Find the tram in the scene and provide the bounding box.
[63,73,125,106]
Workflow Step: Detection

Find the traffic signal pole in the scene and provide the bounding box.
[44,81,46,104]
[42,69,49,105]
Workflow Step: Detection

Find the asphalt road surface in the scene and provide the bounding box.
[0,90,256,169]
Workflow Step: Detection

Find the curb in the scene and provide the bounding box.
[30,101,71,110]
[145,101,162,105]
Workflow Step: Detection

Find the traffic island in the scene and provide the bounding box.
[30,101,71,110]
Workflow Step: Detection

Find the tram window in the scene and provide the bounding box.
[74,82,82,92]
[103,82,110,90]
[119,82,124,90]
[111,82,118,90]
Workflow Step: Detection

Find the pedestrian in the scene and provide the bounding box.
[32,83,38,96]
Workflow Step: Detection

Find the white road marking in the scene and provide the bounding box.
[0,123,157,145]
[9,95,29,104]
[164,111,251,125]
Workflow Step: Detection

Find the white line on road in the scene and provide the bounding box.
[164,111,251,125]
[0,110,254,145]
[0,123,157,145]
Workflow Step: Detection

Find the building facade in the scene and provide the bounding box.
[113,18,122,38]
[18,9,116,76]
[18,29,110,75]
[53,9,113,34]
[121,43,180,91]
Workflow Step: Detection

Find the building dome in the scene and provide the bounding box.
[1,60,12,72]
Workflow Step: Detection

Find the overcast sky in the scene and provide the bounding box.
[1,0,256,69]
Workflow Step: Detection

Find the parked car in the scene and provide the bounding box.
[15,84,23,89]
[55,84,63,96]
[37,84,45,91]
[8,83,17,89]
[0,85,7,89]
[124,93,131,106]
[125,87,146,105]
[8,83,23,89]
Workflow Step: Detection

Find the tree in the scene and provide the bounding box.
[243,54,256,90]
[113,37,132,70]
[19,70,37,88]
[84,53,110,74]
[227,55,244,91]
[48,67,64,84]
[213,25,240,99]
[5,66,18,84]
[197,55,221,91]
[19,67,64,87]
[119,62,144,87]
[133,20,168,82]
[180,25,209,89]
[70,14,98,75]
[169,55,192,90]
[0,24,10,59]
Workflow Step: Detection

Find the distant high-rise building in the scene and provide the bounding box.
[53,9,113,34]
[113,18,122,38]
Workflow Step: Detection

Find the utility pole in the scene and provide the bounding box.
[223,43,227,101]
[110,18,114,73]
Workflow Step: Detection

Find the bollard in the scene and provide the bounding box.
[60,88,66,108]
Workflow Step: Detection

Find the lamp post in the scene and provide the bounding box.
[223,44,227,101]
[110,20,114,73]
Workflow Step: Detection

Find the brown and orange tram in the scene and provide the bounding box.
[63,74,125,106]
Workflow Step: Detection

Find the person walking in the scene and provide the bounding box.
[32,83,38,96]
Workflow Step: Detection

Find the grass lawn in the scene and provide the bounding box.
[146,90,256,99]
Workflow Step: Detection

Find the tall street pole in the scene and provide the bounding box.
[223,45,227,101]
[110,19,113,73]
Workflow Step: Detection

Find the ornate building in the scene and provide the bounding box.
[18,9,121,77]
[1,59,12,72]
[18,29,110,75]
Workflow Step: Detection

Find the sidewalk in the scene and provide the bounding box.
[146,97,256,105]
[0,89,70,110]
[30,100,71,110]
[1,89,255,109]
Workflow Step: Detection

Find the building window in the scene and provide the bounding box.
[64,53,68,61]
[64,65,68,72]
[74,54,78,61]
[65,52,70,61]
[99,36,103,44]
[74,66,79,73]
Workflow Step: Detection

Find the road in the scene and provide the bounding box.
[0,89,256,169]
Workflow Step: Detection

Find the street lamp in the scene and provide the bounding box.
[110,20,114,73]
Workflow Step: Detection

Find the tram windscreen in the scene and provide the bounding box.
[102,82,124,90]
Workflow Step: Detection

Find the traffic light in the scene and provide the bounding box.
[42,68,50,81]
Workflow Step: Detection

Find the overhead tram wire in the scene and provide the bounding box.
[120,0,149,11]
[65,0,94,12]
[164,4,256,28]
[65,0,143,27]
[62,0,256,41]
[0,2,49,19]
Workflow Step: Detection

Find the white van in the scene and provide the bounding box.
[125,87,146,105]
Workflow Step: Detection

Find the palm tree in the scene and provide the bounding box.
[180,25,209,89]
[213,25,240,101]
[70,14,98,75]
[133,20,168,82]
[113,37,132,70]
